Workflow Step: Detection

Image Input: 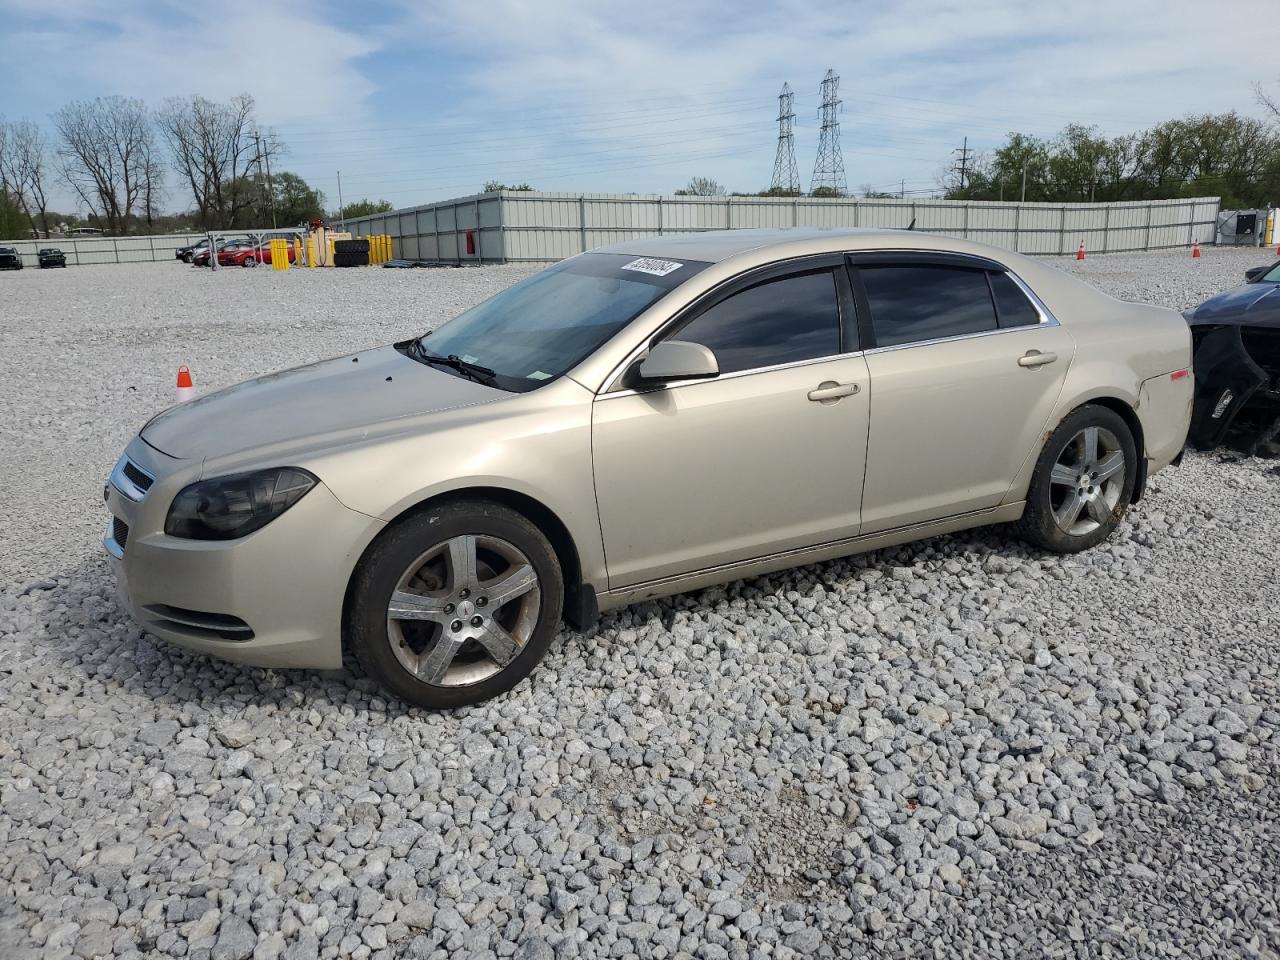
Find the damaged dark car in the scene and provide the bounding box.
[1184,260,1280,454]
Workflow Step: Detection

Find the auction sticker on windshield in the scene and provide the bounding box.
[621,257,684,277]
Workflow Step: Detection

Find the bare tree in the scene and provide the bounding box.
[1257,80,1280,126]
[676,176,727,196]
[0,119,53,236]
[156,93,279,228]
[53,96,159,234]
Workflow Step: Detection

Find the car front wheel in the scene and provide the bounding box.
[347,500,564,708]
[243,256,257,268]
[1015,404,1137,553]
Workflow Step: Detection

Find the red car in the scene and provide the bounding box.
[218,240,296,268]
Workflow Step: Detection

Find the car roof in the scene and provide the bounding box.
[591,227,1019,266]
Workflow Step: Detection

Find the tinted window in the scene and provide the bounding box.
[990,272,1040,328]
[418,253,708,392]
[861,265,997,347]
[674,270,841,374]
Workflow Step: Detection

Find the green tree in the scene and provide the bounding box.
[268,171,325,225]
[810,186,844,198]
[948,113,1280,206]
[0,188,28,238]
[340,198,393,219]
[482,181,533,192]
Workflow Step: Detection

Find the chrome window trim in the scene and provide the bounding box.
[597,349,868,400]
[858,264,1060,356]
[109,456,154,502]
[593,252,1064,399]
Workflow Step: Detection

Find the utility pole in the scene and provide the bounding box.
[900,179,905,199]
[337,170,345,223]
[1021,163,1028,203]
[254,130,277,229]
[952,136,973,194]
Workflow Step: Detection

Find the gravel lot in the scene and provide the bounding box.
[2,247,1278,959]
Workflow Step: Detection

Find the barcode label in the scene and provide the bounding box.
[620,257,684,277]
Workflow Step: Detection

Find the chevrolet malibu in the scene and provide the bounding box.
[104,229,1193,708]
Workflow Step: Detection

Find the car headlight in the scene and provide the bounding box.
[165,467,317,540]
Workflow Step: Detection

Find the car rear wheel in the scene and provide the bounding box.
[1015,404,1137,553]
[347,500,564,708]
[243,256,257,268]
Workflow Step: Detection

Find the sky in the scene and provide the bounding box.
[1,0,1277,214]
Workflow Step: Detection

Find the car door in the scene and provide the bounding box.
[850,253,1075,533]
[592,260,871,589]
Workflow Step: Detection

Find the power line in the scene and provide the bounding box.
[811,69,847,195]
[769,83,800,193]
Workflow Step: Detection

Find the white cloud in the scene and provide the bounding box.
[2,1,378,124]
[377,0,1276,198]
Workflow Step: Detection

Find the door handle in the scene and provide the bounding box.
[1018,350,1058,368]
[807,381,860,403]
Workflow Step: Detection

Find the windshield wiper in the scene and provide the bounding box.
[409,341,497,383]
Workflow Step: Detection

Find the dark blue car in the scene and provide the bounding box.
[1184,260,1280,452]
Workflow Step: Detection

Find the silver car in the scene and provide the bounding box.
[104,229,1193,708]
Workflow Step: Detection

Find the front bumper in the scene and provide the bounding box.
[104,438,383,670]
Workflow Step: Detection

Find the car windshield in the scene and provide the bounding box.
[411,252,708,392]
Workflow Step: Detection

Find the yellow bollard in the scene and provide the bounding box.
[307,236,316,269]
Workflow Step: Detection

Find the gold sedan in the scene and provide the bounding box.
[104,229,1192,707]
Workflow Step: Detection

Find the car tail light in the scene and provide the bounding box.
[1170,368,1189,381]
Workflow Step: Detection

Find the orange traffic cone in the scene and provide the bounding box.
[1191,241,1201,259]
[1075,241,1085,261]
[175,365,196,403]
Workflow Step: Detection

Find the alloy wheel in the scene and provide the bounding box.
[386,534,541,687]
[1048,425,1126,536]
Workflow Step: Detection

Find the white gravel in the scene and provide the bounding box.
[2,248,1278,959]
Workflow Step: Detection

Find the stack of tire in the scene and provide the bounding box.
[334,238,370,268]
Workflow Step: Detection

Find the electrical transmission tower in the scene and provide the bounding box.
[770,83,800,194]
[810,69,847,196]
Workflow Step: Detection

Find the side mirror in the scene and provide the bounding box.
[1245,266,1268,283]
[635,340,720,386]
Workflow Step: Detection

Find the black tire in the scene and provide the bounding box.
[242,256,257,268]
[346,500,564,709]
[1015,404,1138,553]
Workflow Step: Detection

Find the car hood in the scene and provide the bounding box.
[142,345,506,460]
[1188,282,1280,326]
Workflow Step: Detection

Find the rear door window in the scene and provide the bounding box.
[989,272,1041,328]
[860,265,998,348]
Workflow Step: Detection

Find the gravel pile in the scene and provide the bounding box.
[2,248,1278,959]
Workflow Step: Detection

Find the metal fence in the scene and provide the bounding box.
[341,192,1222,264]
[0,230,292,266]
[3,194,1221,267]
